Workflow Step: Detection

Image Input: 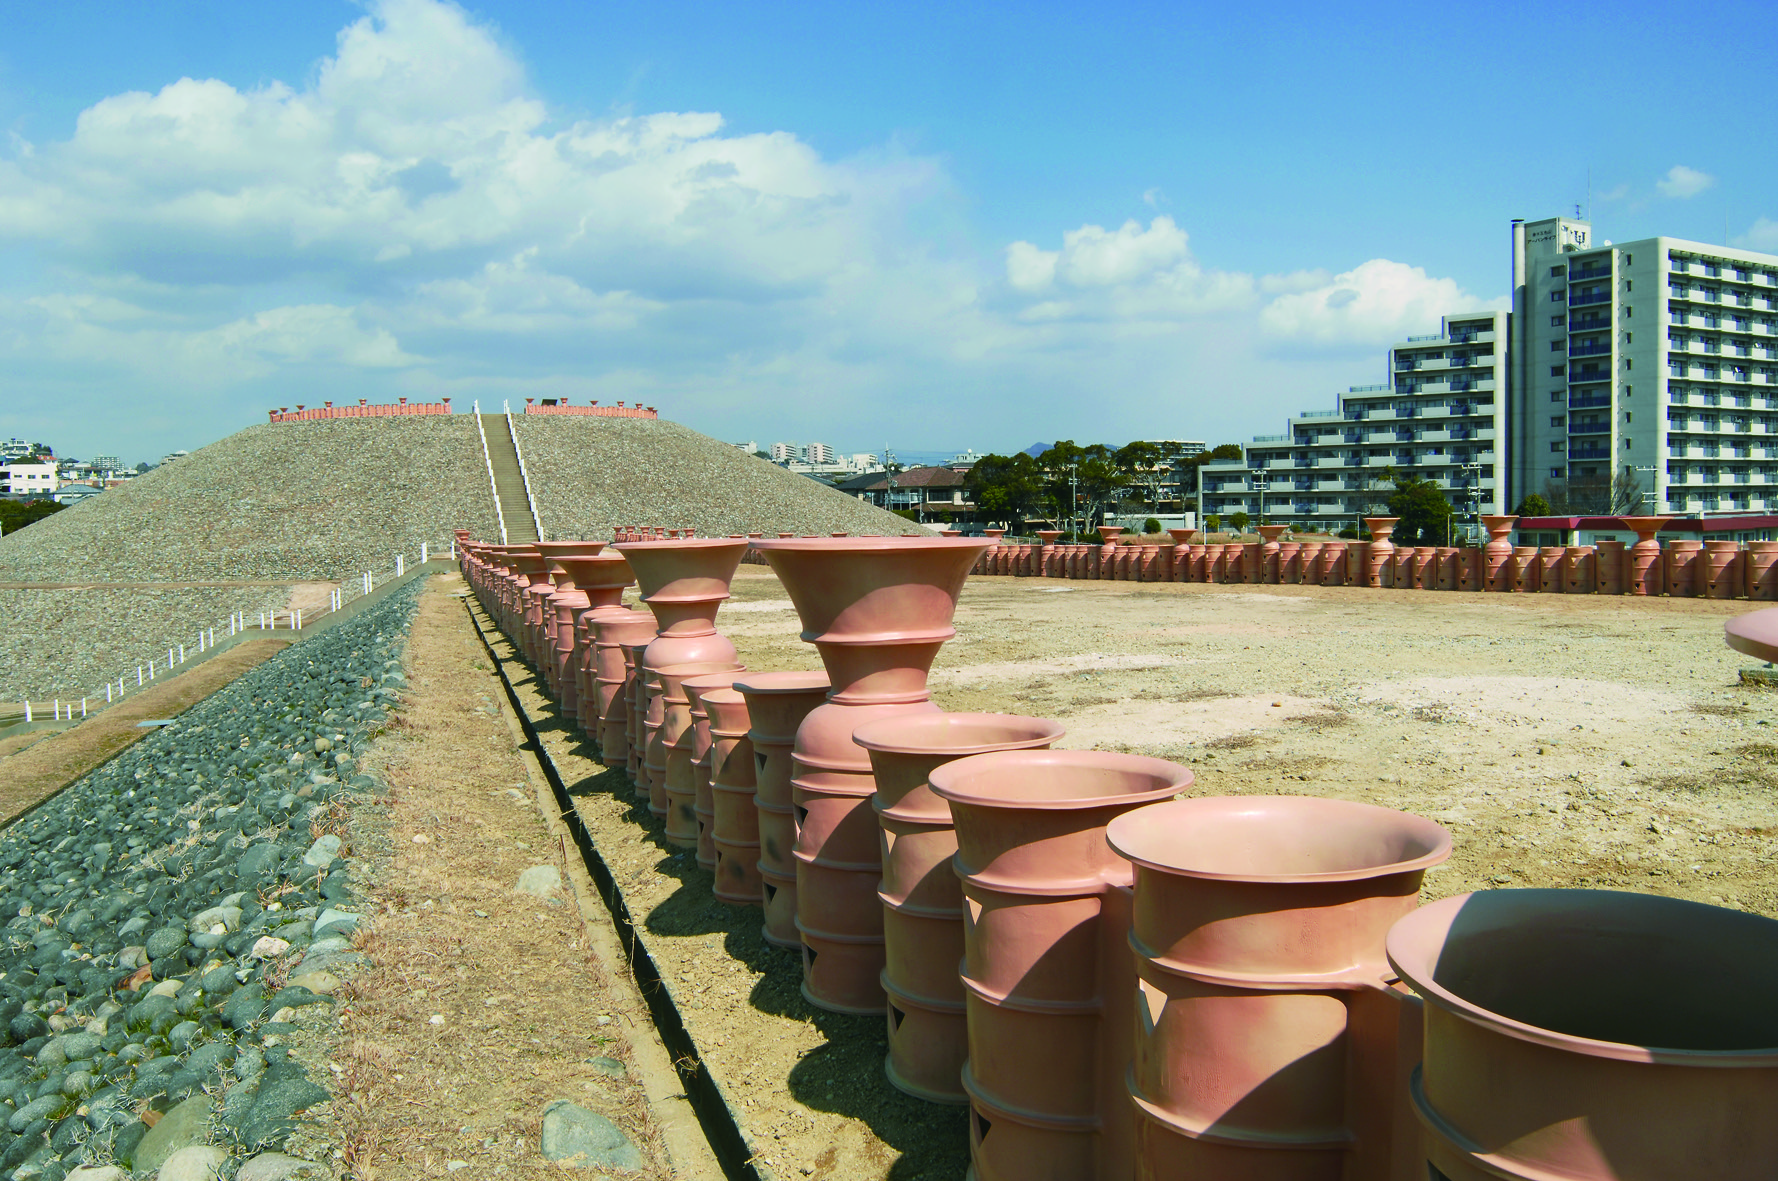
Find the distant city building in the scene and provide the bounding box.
[91,456,122,472]
[1509,216,1778,517]
[1202,312,1507,532]
[2,438,48,462]
[53,484,103,505]
[769,442,799,463]
[161,450,191,464]
[836,466,973,517]
[2,462,61,497]
[730,440,758,454]
[804,442,836,465]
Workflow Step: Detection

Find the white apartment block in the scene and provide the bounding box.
[805,442,837,465]
[1201,313,1507,531]
[2,462,60,496]
[1511,216,1778,517]
[769,442,799,464]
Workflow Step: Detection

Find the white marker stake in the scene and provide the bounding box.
[22,702,30,723]
[106,685,113,704]
[178,644,185,663]
[421,542,428,564]
[137,667,143,687]
[81,699,87,717]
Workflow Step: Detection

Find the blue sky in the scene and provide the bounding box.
[3,0,1775,464]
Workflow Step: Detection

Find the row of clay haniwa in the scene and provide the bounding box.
[962,517,1778,600]
[266,398,453,421]
[453,530,1778,1181]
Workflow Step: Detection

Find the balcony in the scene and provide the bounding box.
[1569,393,1612,408]
[1569,421,1610,436]
[1570,317,1610,333]
[1569,265,1612,283]
[1569,445,1611,460]
[1570,290,1611,307]
[1569,342,1612,357]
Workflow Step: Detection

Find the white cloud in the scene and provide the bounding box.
[1258,259,1502,347]
[1656,165,1715,199]
[1736,218,1778,253]
[0,0,1507,463]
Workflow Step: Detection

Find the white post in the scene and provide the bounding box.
[295,608,302,630]
[149,662,155,681]
[259,612,266,630]
[178,644,185,663]
[397,554,405,577]
[106,684,112,704]
[167,648,174,668]
[421,542,429,564]
[53,700,60,721]
[137,667,143,687]
[80,699,86,718]
[22,702,30,723]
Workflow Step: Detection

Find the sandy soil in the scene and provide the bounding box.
[301,578,694,1179]
[468,564,1777,1181]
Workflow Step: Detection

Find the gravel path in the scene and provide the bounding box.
[0,579,421,1179]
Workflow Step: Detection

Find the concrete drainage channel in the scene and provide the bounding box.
[461,596,765,1181]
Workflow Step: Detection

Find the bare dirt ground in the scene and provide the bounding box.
[459,563,1777,1181]
[0,637,288,824]
[297,576,707,1180]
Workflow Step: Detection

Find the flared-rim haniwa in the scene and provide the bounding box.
[1387,889,1778,1066]
[1726,608,1778,664]
[748,537,989,551]
[1106,795,1450,884]
[928,749,1191,810]
[732,670,832,695]
[852,712,1065,756]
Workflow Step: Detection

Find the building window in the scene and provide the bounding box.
[1551,441,1566,452]
[1625,254,1633,265]
[1625,306,1633,317]
[1551,467,1565,478]
[1551,266,1566,277]
[1551,291,1564,303]
[1624,358,1633,370]
[1624,385,1633,398]
[1624,438,1633,449]
[1624,332,1633,344]
[1625,280,1633,292]
[1551,315,1564,326]
[1551,415,1566,427]
[1551,340,1564,352]
[1551,391,1564,402]
[1551,366,1565,376]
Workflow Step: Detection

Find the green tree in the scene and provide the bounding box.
[1113,441,1166,510]
[0,500,64,536]
[1387,475,1455,545]
[1035,441,1127,528]
[1142,517,1163,535]
[1514,493,1552,516]
[965,452,1044,527]
[1228,510,1250,534]
[1204,514,1220,533]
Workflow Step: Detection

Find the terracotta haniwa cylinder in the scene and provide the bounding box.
[1537,546,1565,593]
[1510,546,1539,593]
[735,671,832,945]
[684,671,750,868]
[1480,515,1516,591]
[1107,796,1452,1181]
[1667,539,1703,598]
[931,749,1193,1181]
[653,662,743,832]
[699,687,758,900]
[593,609,657,768]
[1564,545,1595,594]
[1617,516,1670,596]
[851,713,1067,1106]
[1594,539,1626,595]
[624,639,652,788]
[1747,540,1778,601]
[1387,889,1778,1181]
[1364,518,1397,588]
[752,537,992,1015]
[1703,540,1741,599]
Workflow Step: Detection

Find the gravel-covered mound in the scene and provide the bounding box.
[514,417,924,539]
[0,580,420,1178]
[0,586,293,701]
[0,419,495,584]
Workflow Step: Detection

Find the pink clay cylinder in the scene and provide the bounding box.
[508,546,550,665]
[930,750,1193,1181]
[1618,516,1670,596]
[1140,544,1162,581]
[1036,531,1062,577]
[559,550,634,730]
[616,538,747,798]
[1430,546,1453,591]
[701,688,761,904]
[1277,538,1301,585]
[1297,541,1322,585]
[1480,515,1516,591]
[624,640,651,784]
[1321,542,1346,587]
[1167,530,1195,583]
[594,610,656,766]
[736,671,833,946]
[1109,796,1451,1181]
[1098,526,1122,579]
[1256,525,1286,583]
[1456,546,1479,591]
[1747,540,1778,601]
[1415,546,1438,590]
[1667,539,1703,597]
[1510,546,1539,593]
[1594,539,1626,595]
[751,536,991,1014]
[1387,889,1778,1181]
[1364,518,1397,588]
[851,713,1066,1106]
[1725,607,1778,662]
[535,541,604,701]
[683,671,750,868]
[1537,546,1565,593]
[1564,545,1595,593]
[1703,540,1741,599]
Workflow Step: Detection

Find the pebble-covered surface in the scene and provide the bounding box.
[0,421,494,585]
[514,417,924,539]
[0,579,420,1179]
[0,587,292,701]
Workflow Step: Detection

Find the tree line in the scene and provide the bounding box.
[964,441,1244,530]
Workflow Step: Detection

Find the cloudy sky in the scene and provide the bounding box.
[3,0,1774,463]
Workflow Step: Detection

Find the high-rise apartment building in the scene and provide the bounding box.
[769,442,799,464]
[805,442,837,465]
[1510,216,1778,516]
[1200,312,1506,531]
